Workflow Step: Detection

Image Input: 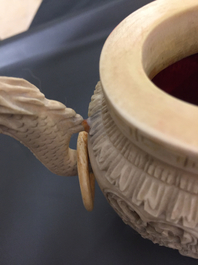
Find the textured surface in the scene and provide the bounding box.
[88,82,198,258]
[99,0,198,172]
[0,77,83,176]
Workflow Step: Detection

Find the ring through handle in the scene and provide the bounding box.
[77,131,95,211]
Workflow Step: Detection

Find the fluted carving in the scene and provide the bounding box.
[88,82,198,258]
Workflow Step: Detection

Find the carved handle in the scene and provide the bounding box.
[0,76,84,176]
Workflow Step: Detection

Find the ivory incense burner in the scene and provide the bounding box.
[1,0,198,259]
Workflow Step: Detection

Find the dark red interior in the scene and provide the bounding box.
[152,53,198,106]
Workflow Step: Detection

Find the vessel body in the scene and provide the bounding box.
[88,0,198,258]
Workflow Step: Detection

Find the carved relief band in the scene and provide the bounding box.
[88,82,198,259]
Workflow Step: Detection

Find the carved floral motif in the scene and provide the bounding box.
[88,82,198,258]
[105,190,198,258]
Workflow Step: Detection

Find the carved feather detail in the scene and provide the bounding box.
[88,82,198,258]
[0,77,84,176]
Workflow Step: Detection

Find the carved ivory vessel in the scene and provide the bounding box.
[1,0,198,259]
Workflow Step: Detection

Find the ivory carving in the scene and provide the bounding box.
[0,0,198,260]
[88,82,198,259]
[0,77,84,176]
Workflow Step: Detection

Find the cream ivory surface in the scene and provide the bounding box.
[99,0,198,173]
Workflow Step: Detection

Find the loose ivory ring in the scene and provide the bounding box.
[77,132,95,212]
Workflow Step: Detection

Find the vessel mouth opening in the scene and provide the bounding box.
[142,7,198,106]
[152,53,198,106]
